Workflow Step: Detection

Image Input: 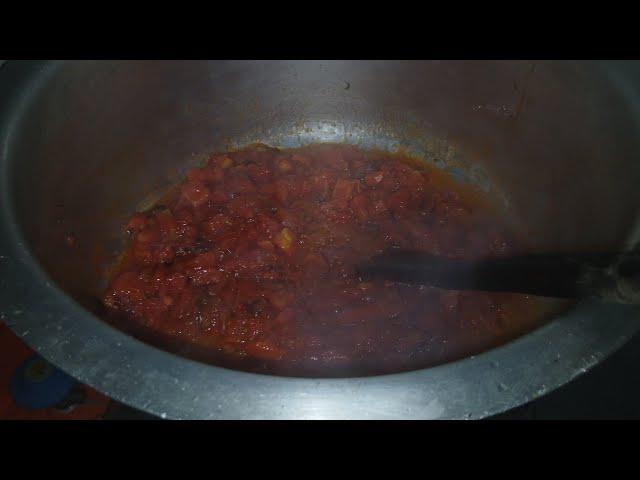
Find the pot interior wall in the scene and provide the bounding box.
[6,60,640,321]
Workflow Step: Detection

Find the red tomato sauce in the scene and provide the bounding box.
[103,144,545,376]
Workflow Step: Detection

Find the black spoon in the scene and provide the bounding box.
[358,251,640,304]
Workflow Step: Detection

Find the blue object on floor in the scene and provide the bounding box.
[9,354,76,410]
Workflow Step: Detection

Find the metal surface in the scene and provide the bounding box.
[1,60,640,419]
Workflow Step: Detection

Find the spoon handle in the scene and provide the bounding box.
[358,251,640,304]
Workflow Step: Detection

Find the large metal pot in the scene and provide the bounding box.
[1,60,640,419]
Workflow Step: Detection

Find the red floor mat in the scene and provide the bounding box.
[0,322,110,420]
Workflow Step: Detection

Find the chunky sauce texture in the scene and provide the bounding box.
[103,144,543,376]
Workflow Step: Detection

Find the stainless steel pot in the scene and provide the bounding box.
[1,60,640,419]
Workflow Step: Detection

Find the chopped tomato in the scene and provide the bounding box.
[104,144,531,377]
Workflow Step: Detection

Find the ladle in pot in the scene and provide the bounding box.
[358,251,640,304]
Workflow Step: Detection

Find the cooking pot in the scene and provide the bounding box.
[1,60,640,419]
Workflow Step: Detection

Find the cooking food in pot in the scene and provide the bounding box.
[103,143,547,376]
